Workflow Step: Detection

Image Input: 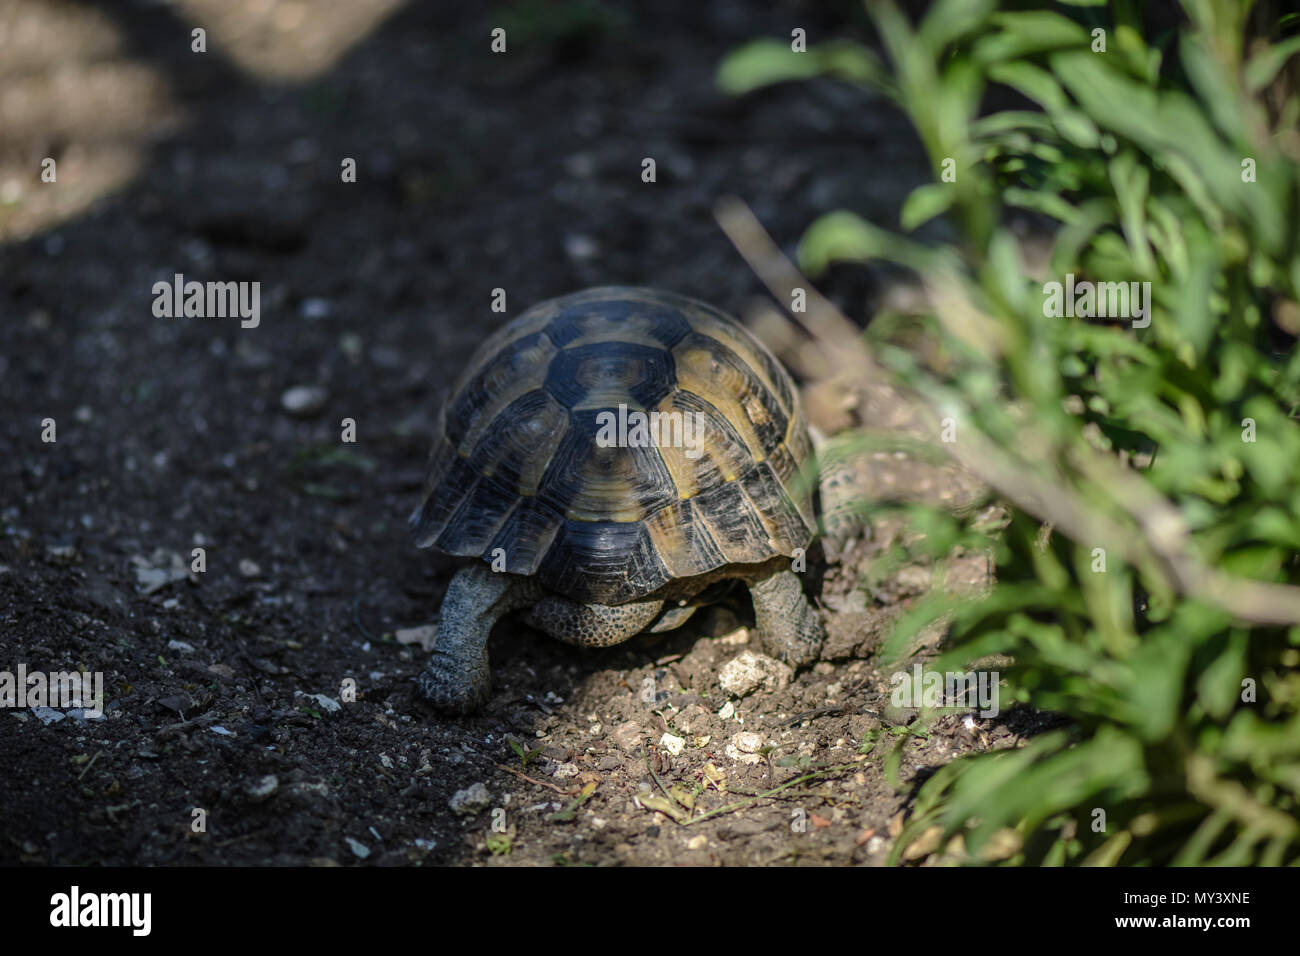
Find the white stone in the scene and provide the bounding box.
[718,651,793,698]
[449,783,492,816]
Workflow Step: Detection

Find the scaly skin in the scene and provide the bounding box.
[749,569,825,667]
[416,564,537,715]
[418,561,827,714]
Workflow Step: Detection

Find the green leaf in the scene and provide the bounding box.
[716,39,821,94]
[1244,34,1300,92]
[971,11,1091,65]
[918,0,997,54]
[716,39,885,95]
[797,211,890,273]
[900,183,954,230]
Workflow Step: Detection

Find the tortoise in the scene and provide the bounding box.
[410,286,830,714]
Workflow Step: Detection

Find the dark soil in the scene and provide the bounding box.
[1,0,1047,866]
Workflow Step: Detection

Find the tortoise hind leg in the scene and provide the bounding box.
[525,596,664,647]
[749,569,824,668]
[418,564,536,715]
[811,424,872,564]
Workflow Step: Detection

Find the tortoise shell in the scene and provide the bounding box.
[411,287,815,606]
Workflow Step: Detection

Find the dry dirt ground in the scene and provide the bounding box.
[1,0,1050,866]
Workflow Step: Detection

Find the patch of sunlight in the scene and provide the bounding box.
[0,0,182,241]
[171,0,406,83]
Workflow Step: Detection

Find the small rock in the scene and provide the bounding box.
[394,625,437,651]
[300,298,333,320]
[896,564,933,593]
[717,626,750,645]
[167,640,195,653]
[718,651,793,698]
[449,783,492,816]
[345,837,371,860]
[732,731,765,754]
[608,721,644,752]
[308,694,341,714]
[238,559,261,578]
[902,825,944,861]
[31,706,66,725]
[247,775,279,802]
[673,703,709,734]
[724,743,761,765]
[130,549,187,594]
[980,827,1023,861]
[209,725,233,736]
[281,385,327,416]
[563,234,600,261]
[45,541,79,565]
[659,732,685,756]
[717,701,735,720]
[823,608,893,659]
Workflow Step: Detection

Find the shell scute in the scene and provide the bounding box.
[412,287,815,604]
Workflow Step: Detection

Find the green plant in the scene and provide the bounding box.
[720,0,1300,865]
[508,737,544,769]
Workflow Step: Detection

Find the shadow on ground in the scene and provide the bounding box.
[0,0,1023,867]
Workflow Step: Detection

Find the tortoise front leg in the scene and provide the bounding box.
[749,569,824,668]
[417,564,536,715]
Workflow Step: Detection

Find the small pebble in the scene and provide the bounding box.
[718,651,792,698]
[659,732,685,756]
[449,783,492,816]
[308,693,341,714]
[280,385,327,416]
[247,775,279,802]
[31,706,66,725]
[300,298,333,320]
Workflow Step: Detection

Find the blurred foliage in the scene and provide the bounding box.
[721,0,1300,865]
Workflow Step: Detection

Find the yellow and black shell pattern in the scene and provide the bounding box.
[411,287,815,606]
